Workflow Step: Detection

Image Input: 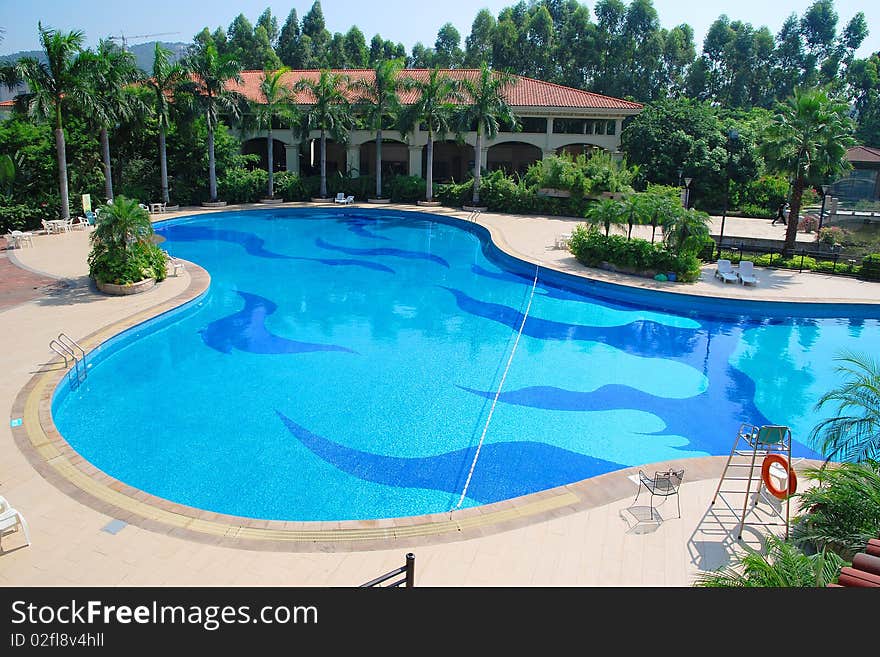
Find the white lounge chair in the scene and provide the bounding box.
[737,260,758,286]
[165,252,185,277]
[714,259,738,284]
[334,192,346,204]
[0,495,31,549]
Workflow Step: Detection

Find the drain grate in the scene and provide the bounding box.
[101,519,127,535]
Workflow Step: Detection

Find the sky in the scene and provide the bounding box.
[0,0,877,58]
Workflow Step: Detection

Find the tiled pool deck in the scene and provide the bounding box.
[0,203,872,585]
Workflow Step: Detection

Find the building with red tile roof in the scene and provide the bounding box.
[230,69,642,182]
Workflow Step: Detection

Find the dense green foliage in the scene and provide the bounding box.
[87,196,167,285]
[568,224,702,283]
[694,535,846,587]
[860,253,880,281]
[792,461,880,560]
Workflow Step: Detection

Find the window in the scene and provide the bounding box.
[606,120,616,135]
[519,117,548,133]
[594,120,605,135]
[553,118,585,134]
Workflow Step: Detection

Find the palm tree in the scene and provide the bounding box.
[792,461,880,559]
[81,40,143,202]
[146,44,188,205]
[694,534,845,587]
[294,70,352,199]
[399,69,461,202]
[15,23,89,221]
[661,207,711,255]
[584,198,626,237]
[350,59,405,200]
[764,87,856,257]
[809,351,880,463]
[253,67,298,200]
[457,65,519,206]
[90,195,154,253]
[183,41,244,203]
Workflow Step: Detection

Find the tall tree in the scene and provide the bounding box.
[434,23,464,69]
[764,86,856,257]
[146,43,188,204]
[458,65,518,205]
[277,9,302,68]
[465,9,497,67]
[256,8,279,47]
[227,14,257,68]
[81,39,142,201]
[183,40,244,202]
[15,23,89,221]
[302,1,331,63]
[254,26,282,70]
[399,69,460,201]
[254,68,298,200]
[350,59,405,199]
[343,27,369,68]
[368,35,385,67]
[410,43,434,69]
[848,52,880,147]
[294,70,352,198]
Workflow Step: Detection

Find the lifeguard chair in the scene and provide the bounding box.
[711,423,796,540]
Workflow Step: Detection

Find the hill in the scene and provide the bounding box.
[0,41,188,100]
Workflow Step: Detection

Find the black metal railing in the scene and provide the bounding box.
[359,553,415,588]
[713,240,857,275]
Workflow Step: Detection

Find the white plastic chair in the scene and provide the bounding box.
[334,192,347,204]
[344,195,354,204]
[0,495,31,549]
[714,259,738,284]
[737,260,758,286]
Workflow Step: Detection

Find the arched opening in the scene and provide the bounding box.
[241,138,287,171]
[487,142,543,176]
[359,140,408,177]
[422,140,475,182]
[555,143,606,158]
[302,139,345,177]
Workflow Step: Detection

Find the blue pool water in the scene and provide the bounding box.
[52,208,880,521]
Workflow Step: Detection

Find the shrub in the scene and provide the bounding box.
[218,166,269,204]
[567,224,694,281]
[387,175,425,203]
[739,174,789,215]
[817,226,845,246]
[87,196,167,285]
[739,203,775,219]
[273,171,309,201]
[0,199,45,233]
[861,253,880,281]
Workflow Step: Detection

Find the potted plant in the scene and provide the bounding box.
[87,196,168,295]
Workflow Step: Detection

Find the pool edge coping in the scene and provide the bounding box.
[10,208,827,552]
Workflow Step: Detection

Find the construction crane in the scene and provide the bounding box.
[108,31,180,51]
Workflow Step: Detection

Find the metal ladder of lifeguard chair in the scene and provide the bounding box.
[710,423,794,540]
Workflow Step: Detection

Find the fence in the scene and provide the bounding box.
[359,553,415,588]
[713,239,859,275]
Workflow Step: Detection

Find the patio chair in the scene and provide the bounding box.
[633,468,684,520]
[70,215,89,230]
[714,259,738,284]
[737,260,758,286]
[0,495,31,549]
[165,252,185,277]
[334,192,346,204]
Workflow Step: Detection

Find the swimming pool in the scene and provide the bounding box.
[52,208,880,521]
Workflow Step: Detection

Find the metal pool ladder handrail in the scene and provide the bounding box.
[49,332,87,375]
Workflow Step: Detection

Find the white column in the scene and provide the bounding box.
[346,146,360,177]
[408,145,422,177]
[541,148,554,160]
[480,147,488,170]
[285,142,300,175]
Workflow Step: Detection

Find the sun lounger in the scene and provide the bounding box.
[737,260,758,286]
[714,259,738,283]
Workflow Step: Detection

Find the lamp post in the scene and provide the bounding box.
[684,177,693,209]
[716,129,739,260]
[818,184,831,231]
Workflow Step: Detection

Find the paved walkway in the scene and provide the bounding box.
[0,204,871,586]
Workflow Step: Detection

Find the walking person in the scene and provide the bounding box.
[772,202,788,226]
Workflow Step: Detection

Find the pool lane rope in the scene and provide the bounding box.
[454,264,540,511]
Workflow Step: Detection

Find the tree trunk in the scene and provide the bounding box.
[320,130,327,198]
[783,178,805,258]
[425,133,433,201]
[267,128,274,198]
[100,127,113,201]
[55,127,70,221]
[159,125,169,204]
[208,127,217,201]
[375,128,382,198]
[472,127,482,205]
